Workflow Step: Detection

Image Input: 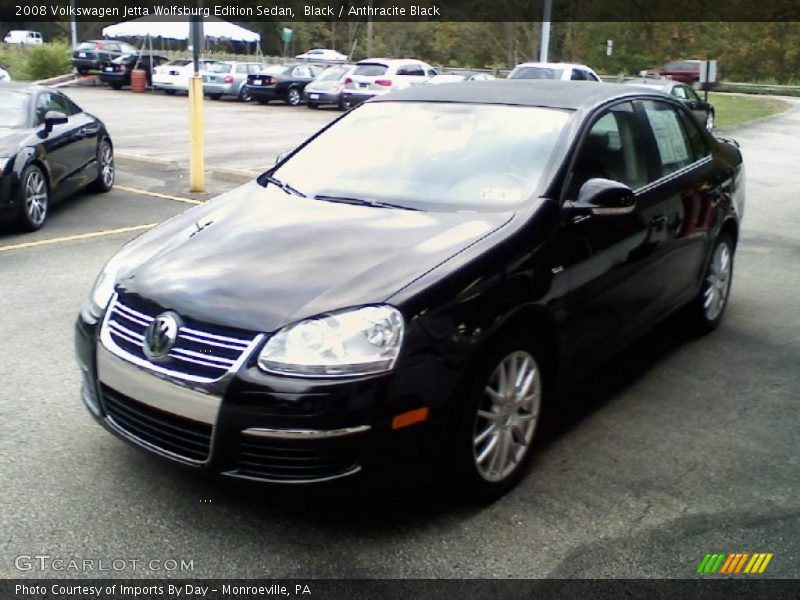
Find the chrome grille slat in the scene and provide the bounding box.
[103,295,259,382]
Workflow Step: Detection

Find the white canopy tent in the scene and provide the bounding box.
[102,16,260,44]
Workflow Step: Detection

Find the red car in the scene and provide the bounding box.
[648,60,717,90]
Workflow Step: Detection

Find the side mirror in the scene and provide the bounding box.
[41,110,68,135]
[573,178,635,216]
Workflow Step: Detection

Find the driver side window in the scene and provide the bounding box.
[568,102,649,198]
[35,92,71,124]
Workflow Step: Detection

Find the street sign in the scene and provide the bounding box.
[281,28,293,42]
[606,39,613,56]
[699,60,718,84]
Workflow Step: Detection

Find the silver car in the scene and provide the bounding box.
[303,64,356,110]
[203,62,265,101]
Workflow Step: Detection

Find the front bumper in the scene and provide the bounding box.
[75,310,454,486]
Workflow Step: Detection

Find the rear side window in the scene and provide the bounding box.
[397,64,425,76]
[677,108,711,162]
[292,66,312,78]
[509,66,564,80]
[641,100,694,177]
[236,64,248,74]
[671,86,688,100]
[209,63,232,73]
[353,64,388,76]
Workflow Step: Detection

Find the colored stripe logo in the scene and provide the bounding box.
[697,552,773,574]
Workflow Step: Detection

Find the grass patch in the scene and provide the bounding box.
[708,92,789,129]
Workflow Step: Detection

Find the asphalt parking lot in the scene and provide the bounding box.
[0,89,798,579]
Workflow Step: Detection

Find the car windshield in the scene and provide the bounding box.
[0,92,30,128]
[273,102,571,212]
[510,66,564,80]
[353,64,388,76]
[76,42,99,51]
[318,67,347,81]
[168,60,192,67]
[209,63,233,73]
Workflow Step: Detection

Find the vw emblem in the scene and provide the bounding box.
[143,312,180,360]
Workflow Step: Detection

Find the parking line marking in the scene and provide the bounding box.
[0,224,157,253]
[115,185,203,205]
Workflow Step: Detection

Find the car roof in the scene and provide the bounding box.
[356,58,428,66]
[372,80,660,110]
[0,82,47,94]
[624,79,680,90]
[514,62,594,70]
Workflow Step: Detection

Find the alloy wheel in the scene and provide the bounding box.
[24,169,48,227]
[704,240,732,321]
[100,143,114,188]
[288,88,301,106]
[473,351,541,483]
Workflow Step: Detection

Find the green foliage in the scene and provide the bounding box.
[0,42,72,81]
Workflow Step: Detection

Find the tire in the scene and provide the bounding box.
[208,93,222,100]
[687,232,735,334]
[306,102,319,109]
[17,164,49,232]
[705,110,715,131]
[286,87,302,106]
[89,139,115,193]
[338,97,348,111]
[236,86,251,102]
[340,96,352,111]
[445,337,549,500]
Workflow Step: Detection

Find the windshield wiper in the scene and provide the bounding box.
[262,175,307,198]
[314,194,420,211]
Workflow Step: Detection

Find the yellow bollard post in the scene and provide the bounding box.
[188,74,205,193]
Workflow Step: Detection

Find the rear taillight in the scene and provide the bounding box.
[332,84,341,92]
[224,74,234,83]
[96,42,104,49]
[114,65,123,72]
[344,77,353,84]
[265,76,275,85]
[375,79,393,87]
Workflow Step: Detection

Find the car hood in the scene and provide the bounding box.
[0,127,29,156]
[114,180,514,333]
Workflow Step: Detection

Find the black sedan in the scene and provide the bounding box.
[625,77,716,130]
[72,40,140,74]
[99,53,169,90]
[245,64,323,106]
[75,81,743,498]
[0,84,114,232]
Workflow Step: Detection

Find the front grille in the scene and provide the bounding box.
[102,386,212,463]
[103,295,257,382]
[233,434,365,482]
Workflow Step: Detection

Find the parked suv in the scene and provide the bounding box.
[72,40,140,74]
[341,58,437,108]
[508,62,600,81]
[3,30,43,45]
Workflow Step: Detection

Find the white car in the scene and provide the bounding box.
[508,62,600,82]
[295,49,348,63]
[3,30,43,45]
[0,66,10,82]
[342,58,438,108]
[152,59,219,94]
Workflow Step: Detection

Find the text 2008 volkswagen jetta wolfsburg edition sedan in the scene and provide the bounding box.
[76,81,744,497]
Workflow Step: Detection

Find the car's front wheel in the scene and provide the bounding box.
[688,232,734,333]
[90,139,115,193]
[448,340,546,499]
[286,87,302,106]
[17,164,49,232]
[237,86,251,102]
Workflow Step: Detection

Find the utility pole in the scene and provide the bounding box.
[69,0,77,47]
[539,0,552,63]
[367,0,373,57]
[188,14,205,193]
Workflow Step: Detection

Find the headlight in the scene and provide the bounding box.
[258,305,404,377]
[80,254,122,321]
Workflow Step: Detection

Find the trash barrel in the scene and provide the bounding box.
[130,69,147,93]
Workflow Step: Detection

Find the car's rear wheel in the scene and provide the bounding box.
[688,232,734,333]
[89,139,115,193]
[286,87,302,106]
[17,164,49,232]
[447,338,547,499]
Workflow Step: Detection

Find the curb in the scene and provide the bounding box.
[115,153,256,184]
